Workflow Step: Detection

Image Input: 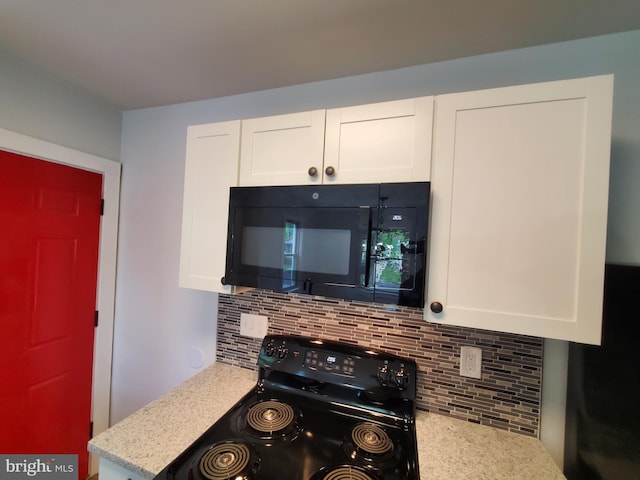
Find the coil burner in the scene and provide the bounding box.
[343,423,398,468]
[352,424,393,454]
[197,441,256,480]
[312,465,377,480]
[243,400,301,442]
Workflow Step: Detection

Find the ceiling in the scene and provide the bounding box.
[1,0,640,110]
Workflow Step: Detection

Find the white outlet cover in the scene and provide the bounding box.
[460,346,482,379]
[240,313,268,339]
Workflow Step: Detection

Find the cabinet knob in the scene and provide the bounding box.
[325,166,336,177]
[430,302,443,314]
[308,166,318,177]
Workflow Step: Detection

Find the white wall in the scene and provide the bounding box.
[0,50,122,161]
[111,111,220,422]
[113,30,640,424]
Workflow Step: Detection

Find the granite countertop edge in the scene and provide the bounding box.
[89,362,565,480]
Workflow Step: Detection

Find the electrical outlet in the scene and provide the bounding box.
[460,346,482,379]
[240,313,268,339]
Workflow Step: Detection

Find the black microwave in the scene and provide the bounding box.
[223,182,430,308]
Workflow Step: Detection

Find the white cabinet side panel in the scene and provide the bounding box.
[179,121,240,292]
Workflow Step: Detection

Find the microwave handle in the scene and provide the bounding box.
[358,208,373,288]
[303,278,313,294]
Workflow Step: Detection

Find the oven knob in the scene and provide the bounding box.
[393,368,410,390]
[265,343,276,357]
[277,346,288,359]
[377,364,390,386]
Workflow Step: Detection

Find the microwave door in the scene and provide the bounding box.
[226,206,373,299]
[303,208,373,304]
[294,207,372,295]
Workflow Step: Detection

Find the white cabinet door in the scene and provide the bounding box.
[239,110,326,186]
[179,121,241,293]
[426,75,613,345]
[325,96,434,184]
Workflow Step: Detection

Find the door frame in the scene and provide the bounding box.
[0,127,120,475]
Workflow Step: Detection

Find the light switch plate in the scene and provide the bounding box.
[240,313,268,339]
[460,346,482,379]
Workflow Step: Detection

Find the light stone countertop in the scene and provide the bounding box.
[89,362,565,480]
[416,413,565,479]
[89,363,257,479]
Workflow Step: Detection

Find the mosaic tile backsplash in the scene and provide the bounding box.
[217,290,543,437]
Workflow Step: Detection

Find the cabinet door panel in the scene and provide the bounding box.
[325,97,433,184]
[239,110,325,186]
[426,76,613,344]
[179,121,240,292]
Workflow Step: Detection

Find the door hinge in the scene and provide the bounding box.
[94,310,99,327]
[100,199,104,216]
[89,421,93,439]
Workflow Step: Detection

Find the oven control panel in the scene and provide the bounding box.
[303,349,356,375]
[258,334,417,397]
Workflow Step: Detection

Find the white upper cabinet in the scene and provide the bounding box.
[180,99,434,293]
[324,97,434,184]
[179,121,243,293]
[239,110,326,186]
[239,97,434,186]
[425,75,614,345]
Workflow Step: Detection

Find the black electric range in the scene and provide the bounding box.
[153,335,420,480]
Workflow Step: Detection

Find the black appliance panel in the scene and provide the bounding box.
[258,335,417,413]
[224,182,430,308]
[564,264,640,479]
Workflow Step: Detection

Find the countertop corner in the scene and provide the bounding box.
[88,363,257,478]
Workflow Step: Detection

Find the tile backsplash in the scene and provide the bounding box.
[217,290,542,437]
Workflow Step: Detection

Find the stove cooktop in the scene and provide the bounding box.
[153,335,420,480]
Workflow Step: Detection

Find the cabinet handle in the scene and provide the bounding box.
[325,166,335,177]
[308,166,318,177]
[430,302,443,314]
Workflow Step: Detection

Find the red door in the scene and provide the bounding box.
[0,149,102,479]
